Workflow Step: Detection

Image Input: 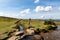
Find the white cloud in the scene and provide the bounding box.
[35,6,52,12]
[19,8,30,17]
[44,6,52,11]
[34,0,39,3]
[35,6,44,12]
[0,12,9,17]
[58,7,60,10]
[0,12,18,18]
[0,8,30,18]
[0,12,4,16]
[41,15,45,18]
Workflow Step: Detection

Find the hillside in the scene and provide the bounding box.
[0,16,60,33]
[0,16,18,32]
[0,16,19,39]
[0,16,60,39]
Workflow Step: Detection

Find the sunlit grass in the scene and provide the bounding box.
[0,17,60,39]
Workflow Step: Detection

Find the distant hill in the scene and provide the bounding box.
[0,16,18,20]
[0,16,19,22]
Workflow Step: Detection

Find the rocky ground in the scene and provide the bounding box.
[3,26,60,40]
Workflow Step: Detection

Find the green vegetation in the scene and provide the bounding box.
[0,17,18,39]
[0,17,18,33]
[0,17,59,39]
[44,19,57,30]
[44,19,55,25]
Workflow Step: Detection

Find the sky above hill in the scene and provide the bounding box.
[0,0,60,19]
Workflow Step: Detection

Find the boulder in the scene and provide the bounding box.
[26,29,34,34]
[14,31,24,36]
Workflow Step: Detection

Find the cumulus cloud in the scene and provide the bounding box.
[35,6,44,12]
[0,12,10,17]
[58,7,60,10]
[44,6,52,11]
[35,6,52,12]
[34,0,39,3]
[41,15,45,18]
[0,12,18,18]
[19,8,30,17]
[0,8,30,18]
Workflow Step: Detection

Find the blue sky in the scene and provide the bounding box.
[0,0,60,19]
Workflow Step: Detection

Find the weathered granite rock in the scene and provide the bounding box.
[26,29,34,34]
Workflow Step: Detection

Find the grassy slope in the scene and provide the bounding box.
[0,16,60,39]
[20,20,51,29]
[0,16,18,34]
[0,17,60,33]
